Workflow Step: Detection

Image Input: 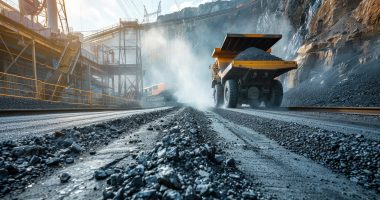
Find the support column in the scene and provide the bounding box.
[124,75,127,97]
[88,63,92,106]
[107,75,110,95]
[135,29,139,97]
[101,76,104,94]
[111,75,114,95]
[32,40,39,99]
[118,75,121,96]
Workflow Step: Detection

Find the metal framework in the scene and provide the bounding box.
[0,0,137,107]
[143,0,161,23]
[84,20,143,101]
[57,0,70,34]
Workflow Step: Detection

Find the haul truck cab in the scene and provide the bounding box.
[211,34,298,108]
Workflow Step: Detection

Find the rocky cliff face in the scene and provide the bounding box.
[152,0,380,107]
[284,0,380,106]
[354,0,380,31]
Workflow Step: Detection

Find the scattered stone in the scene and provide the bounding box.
[184,186,195,200]
[162,135,172,146]
[130,176,144,188]
[163,190,183,200]
[95,123,107,128]
[214,154,225,164]
[46,158,60,166]
[29,155,41,165]
[102,188,115,199]
[61,138,74,147]
[70,142,83,153]
[113,188,124,200]
[134,189,156,199]
[60,172,71,183]
[170,126,180,134]
[109,173,123,186]
[166,147,178,160]
[157,166,182,189]
[189,128,198,134]
[0,186,10,194]
[229,173,240,179]
[4,164,19,174]
[225,158,236,168]
[65,157,74,164]
[198,170,210,177]
[157,148,166,158]
[12,145,43,157]
[128,165,145,177]
[94,169,108,180]
[0,168,9,179]
[242,191,258,200]
[145,175,158,185]
[53,131,65,137]
[195,184,210,196]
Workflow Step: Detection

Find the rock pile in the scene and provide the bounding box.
[99,108,258,200]
[235,47,282,61]
[283,57,380,107]
[0,108,175,197]
[287,132,380,192]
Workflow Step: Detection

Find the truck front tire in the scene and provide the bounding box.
[213,84,224,108]
[224,80,238,108]
[265,80,283,108]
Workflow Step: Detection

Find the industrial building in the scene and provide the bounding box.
[0,0,143,107]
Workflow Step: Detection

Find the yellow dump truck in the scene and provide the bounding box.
[211,34,297,108]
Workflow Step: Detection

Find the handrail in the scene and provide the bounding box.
[0,72,134,106]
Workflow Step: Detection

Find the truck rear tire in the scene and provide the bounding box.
[224,80,238,108]
[213,84,224,107]
[265,80,283,108]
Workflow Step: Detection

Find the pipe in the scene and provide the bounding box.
[47,0,59,33]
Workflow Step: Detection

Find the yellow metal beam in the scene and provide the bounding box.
[229,34,282,38]
[218,60,298,79]
[231,60,298,70]
[212,48,237,58]
[0,14,62,53]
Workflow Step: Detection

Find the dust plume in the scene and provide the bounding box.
[142,28,213,109]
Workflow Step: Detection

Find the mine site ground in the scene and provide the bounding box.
[0,0,379,199]
[1,106,379,200]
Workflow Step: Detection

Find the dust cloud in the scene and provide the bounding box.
[142,28,213,109]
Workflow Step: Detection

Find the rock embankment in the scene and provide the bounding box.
[0,108,175,197]
[215,109,380,194]
[98,108,259,200]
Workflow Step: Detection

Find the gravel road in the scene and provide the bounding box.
[1,107,379,199]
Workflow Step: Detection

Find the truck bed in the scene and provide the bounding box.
[219,60,297,82]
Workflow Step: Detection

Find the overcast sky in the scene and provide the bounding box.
[65,0,211,32]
